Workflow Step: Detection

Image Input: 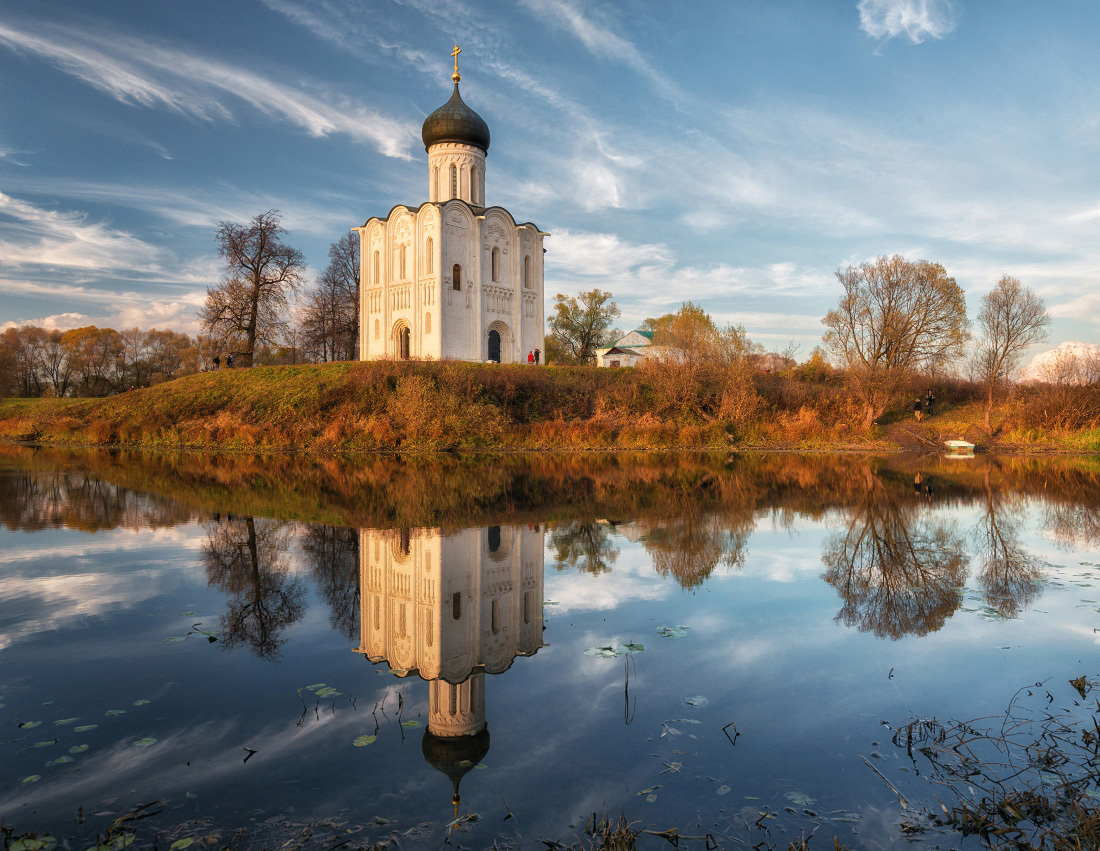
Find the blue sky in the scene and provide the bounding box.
[1,0,1098,356]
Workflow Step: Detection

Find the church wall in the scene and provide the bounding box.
[356,525,545,683]
[439,202,481,362]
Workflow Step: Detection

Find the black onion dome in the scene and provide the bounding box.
[421,84,490,152]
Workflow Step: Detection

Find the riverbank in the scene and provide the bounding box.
[0,360,1097,453]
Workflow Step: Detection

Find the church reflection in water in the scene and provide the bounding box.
[356,524,545,812]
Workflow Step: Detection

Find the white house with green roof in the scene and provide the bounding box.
[595,329,654,367]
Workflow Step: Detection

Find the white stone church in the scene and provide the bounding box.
[354,50,547,364]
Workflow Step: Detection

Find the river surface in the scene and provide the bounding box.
[1,448,1099,850]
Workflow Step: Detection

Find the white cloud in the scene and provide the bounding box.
[0,190,165,271]
[0,20,419,159]
[858,0,956,44]
[519,0,683,102]
[550,229,671,277]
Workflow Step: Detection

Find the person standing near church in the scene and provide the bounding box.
[534,348,540,365]
[528,351,534,364]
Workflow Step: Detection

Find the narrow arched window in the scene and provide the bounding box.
[452,263,462,291]
[452,591,462,620]
[400,244,406,279]
[472,165,479,204]
[450,164,457,199]
[524,255,531,289]
[373,250,379,285]
[425,237,433,274]
[491,246,500,283]
[424,312,431,334]
[374,318,379,339]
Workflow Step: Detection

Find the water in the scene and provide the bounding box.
[1,448,1098,849]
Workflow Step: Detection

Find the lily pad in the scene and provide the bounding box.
[133,700,151,706]
[305,683,326,691]
[621,643,646,653]
[583,646,621,658]
[543,600,560,606]
[169,840,194,850]
[45,756,73,766]
[9,836,58,851]
[473,763,487,770]
[74,725,98,733]
[401,720,422,728]
[133,737,157,747]
[53,718,79,726]
[717,785,731,795]
[178,611,196,617]
[785,791,815,807]
[22,775,41,783]
[352,735,377,747]
[33,740,56,748]
[683,695,709,708]
[657,625,690,639]
[315,687,341,698]
[18,720,42,729]
[163,636,186,643]
[70,744,90,754]
[106,710,126,716]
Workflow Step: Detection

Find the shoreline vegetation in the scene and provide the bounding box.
[0,360,1098,454]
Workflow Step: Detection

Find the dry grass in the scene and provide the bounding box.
[1,360,1098,452]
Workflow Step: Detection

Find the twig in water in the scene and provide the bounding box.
[859,754,908,809]
[242,747,258,763]
[723,721,740,747]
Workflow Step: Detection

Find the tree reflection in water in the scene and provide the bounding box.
[549,522,619,575]
[643,510,749,589]
[300,524,360,640]
[204,515,306,660]
[822,468,968,639]
[975,470,1043,619]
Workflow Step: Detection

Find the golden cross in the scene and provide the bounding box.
[451,44,462,82]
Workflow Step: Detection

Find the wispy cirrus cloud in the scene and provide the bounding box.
[0,19,419,158]
[0,191,216,332]
[518,0,683,102]
[857,0,956,44]
[0,190,165,271]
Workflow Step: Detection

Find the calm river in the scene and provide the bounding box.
[1,449,1098,850]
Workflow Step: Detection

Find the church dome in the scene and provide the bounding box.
[422,84,490,152]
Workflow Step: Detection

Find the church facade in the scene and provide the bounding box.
[355,50,547,364]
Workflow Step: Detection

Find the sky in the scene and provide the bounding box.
[1,0,1098,358]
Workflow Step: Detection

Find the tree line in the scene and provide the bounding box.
[4,204,1090,439]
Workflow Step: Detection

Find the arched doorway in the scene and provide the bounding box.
[393,323,411,360]
[487,329,501,363]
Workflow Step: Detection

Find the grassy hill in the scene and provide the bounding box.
[0,360,1096,452]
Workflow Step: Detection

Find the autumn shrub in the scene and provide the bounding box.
[1009,382,1100,432]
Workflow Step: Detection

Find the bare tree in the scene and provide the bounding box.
[547,289,620,364]
[973,275,1049,433]
[199,210,305,367]
[822,255,969,428]
[298,233,360,362]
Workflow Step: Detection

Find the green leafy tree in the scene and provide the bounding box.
[547,288,620,364]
